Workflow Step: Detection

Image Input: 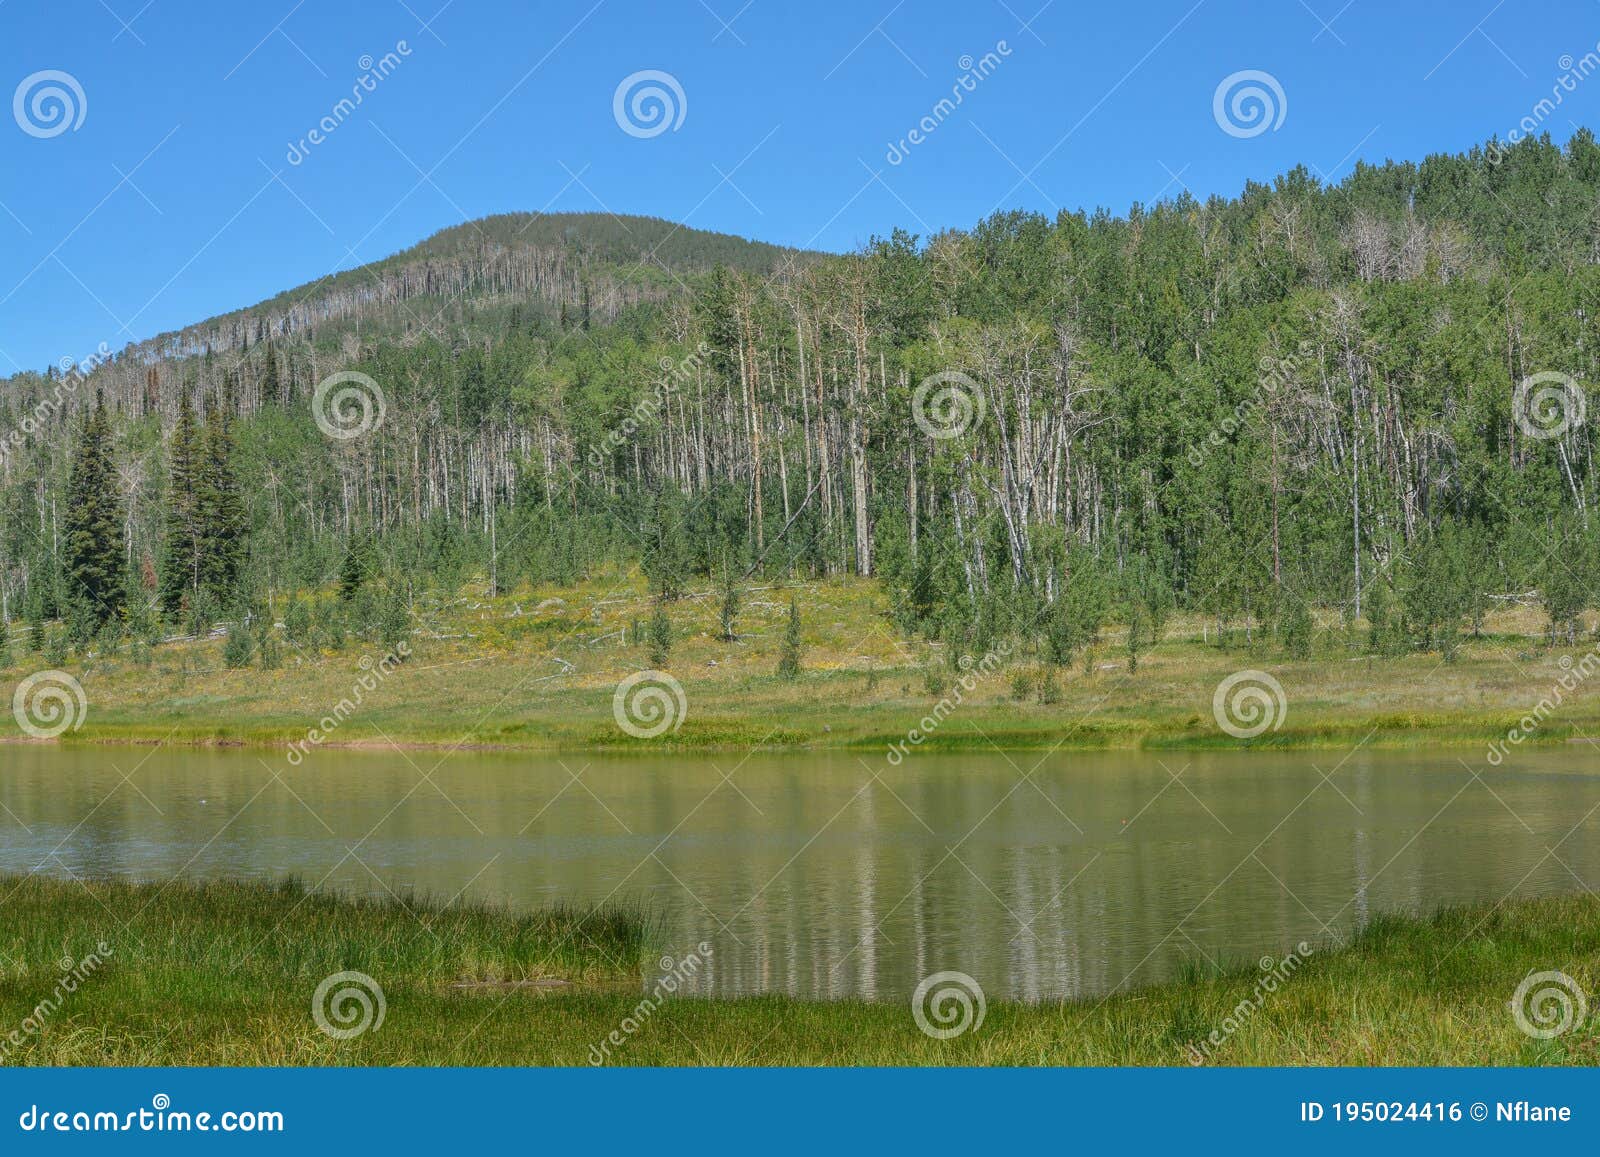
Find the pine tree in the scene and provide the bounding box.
[338,540,372,601]
[777,596,802,680]
[223,622,254,668]
[160,391,205,617]
[260,341,284,406]
[27,603,45,654]
[316,599,346,650]
[63,392,127,631]
[379,583,411,655]
[1036,666,1061,704]
[66,599,98,647]
[641,486,690,600]
[198,403,247,604]
[0,621,11,669]
[648,604,673,667]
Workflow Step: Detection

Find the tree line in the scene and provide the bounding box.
[5,132,1600,662]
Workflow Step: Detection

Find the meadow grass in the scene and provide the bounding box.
[4,574,1599,756]
[1,876,1596,1066]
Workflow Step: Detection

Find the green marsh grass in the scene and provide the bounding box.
[2,876,1597,1066]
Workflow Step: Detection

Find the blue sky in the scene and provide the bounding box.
[2,0,1599,370]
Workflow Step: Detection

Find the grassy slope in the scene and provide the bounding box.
[1,877,1595,1066]
[4,575,1598,755]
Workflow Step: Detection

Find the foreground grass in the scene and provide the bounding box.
[2,877,1596,1065]
[4,574,1599,755]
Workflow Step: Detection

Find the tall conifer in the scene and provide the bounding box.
[160,391,204,615]
[199,401,247,602]
[62,391,126,628]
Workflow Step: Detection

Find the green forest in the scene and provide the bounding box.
[5,133,1600,663]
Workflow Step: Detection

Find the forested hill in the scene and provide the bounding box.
[209,211,806,355]
[6,211,807,403]
[7,133,1600,660]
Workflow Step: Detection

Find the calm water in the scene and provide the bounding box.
[2,744,1597,1000]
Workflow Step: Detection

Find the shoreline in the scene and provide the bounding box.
[1,715,1587,757]
[3,729,1587,755]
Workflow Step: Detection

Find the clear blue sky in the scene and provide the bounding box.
[2,0,1598,370]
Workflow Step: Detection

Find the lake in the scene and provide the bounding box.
[2,743,1596,1001]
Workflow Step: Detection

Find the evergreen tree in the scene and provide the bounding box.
[348,585,378,640]
[223,622,254,668]
[379,583,411,654]
[1036,666,1061,704]
[0,621,11,669]
[160,391,205,616]
[648,603,673,667]
[316,599,346,650]
[260,341,283,406]
[777,596,802,680]
[641,486,690,600]
[27,604,45,654]
[198,403,247,604]
[62,392,127,629]
[338,539,373,601]
[66,599,98,648]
